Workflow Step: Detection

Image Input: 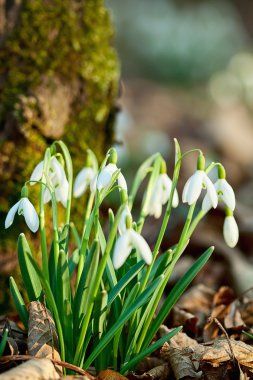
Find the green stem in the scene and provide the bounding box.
[73,205,124,367]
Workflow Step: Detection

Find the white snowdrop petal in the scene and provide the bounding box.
[56,178,69,208]
[184,171,203,205]
[73,167,93,198]
[118,205,131,235]
[22,198,39,233]
[97,164,117,190]
[30,161,44,183]
[90,174,97,193]
[172,189,179,208]
[153,203,162,219]
[204,174,218,208]
[182,177,190,203]
[5,201,20,228]
[43,188,51,204]
[160,174,172,204]
[223,216,239,248]
[51,157,66,183]
[219,179,236,211]
[130,229,153,265]
[201,193,213,213]
[113,232,132,269]
[118,173,128,191]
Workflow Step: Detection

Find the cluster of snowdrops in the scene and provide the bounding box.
[5,139,238,374]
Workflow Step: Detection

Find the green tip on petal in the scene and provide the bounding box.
[225,207,233,217]
[218,164,226,179]
[109,148,118,164]
[197,154,205,171]
[120,189,128,204]
[160,159,167,174]
[86,152,93,168]
[21,185,28,198]
[126,214,132,229]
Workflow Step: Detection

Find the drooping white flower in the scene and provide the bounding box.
[118,205,132,235]
[96,163,127,192]
[202,178,236,213]
[182,170,218,207]
[147,173,179,218]
[5,197,39,233]
[30,156,69,207]
[73,167,97,198]
[113,228,152,269]
[223,215,239,248]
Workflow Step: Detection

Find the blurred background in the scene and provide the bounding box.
[106,0,253,294]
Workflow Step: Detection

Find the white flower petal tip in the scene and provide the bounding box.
[73,167,95,198]
[146,173,179,219]
[202,178,235,213]
[216,179,236,211]
[183,170,217,207]
[118,205,132,235]
[30,156,69,206]
[5,198,39,233]
[96,163,127,192]
[112,229,152,269]
[223,216,239,248]
[5,201,20,229]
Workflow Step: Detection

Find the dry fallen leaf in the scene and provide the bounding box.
[0,358,60,380]
[176,284,214,317]
[28,301,61,363]
[129,364,170,380]
[97,369,128,380]
[202,338,253,372]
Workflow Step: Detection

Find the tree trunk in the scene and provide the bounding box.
[0,0,119,310]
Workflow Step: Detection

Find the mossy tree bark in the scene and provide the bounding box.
[0,0,119,309]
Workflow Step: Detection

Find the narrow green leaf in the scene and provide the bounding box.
[83,275,163,369]
[18,233,43,301]
[59,224,70,251]
[142,247,214,349]
[9,277,29,329]
[121,326,182,374]
[107,261,144,307]
[0,327,8,357]
[68,248,79,276]
[70,222,81,248]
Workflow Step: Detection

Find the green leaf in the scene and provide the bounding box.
[59,224,70,251]
[9,277,29,329]
[70,222,81,248]
[68,248,80,276]
[83,274,164,369]
[18,233,43,301]
[0,327,8,357]
[142,246,214,349]
[107,261,144,307]
[121,326,182,374]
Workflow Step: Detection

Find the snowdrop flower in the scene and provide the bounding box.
[30,156,69,207]
[5,187,39,233]
[73,167,97,198]
[96,149,127,192]
[202,165,235,213]
[113,227,152,269]
[223,210,239,248]
[182,154,218,208]
[118,204,132,235]
[147,172,179,219]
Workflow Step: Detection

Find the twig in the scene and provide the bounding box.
[208,317,235,364]
[0,355,95,379]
